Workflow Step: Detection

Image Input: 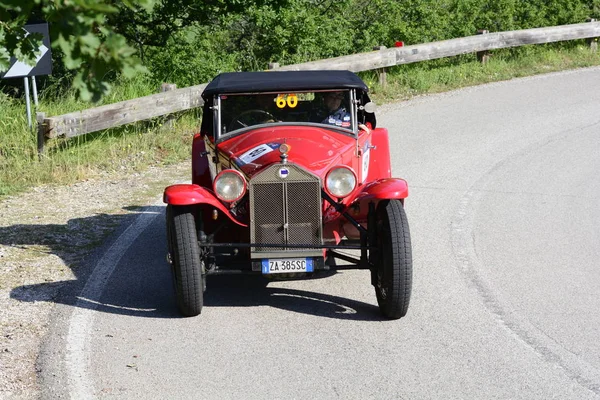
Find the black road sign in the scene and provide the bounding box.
[1,23,52,79]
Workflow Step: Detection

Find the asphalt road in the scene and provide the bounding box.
[41,68,600,399]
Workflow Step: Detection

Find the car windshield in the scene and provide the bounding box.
[218,90,355,136]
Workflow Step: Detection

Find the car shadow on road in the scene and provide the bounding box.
[4,206,177,317]
[5,206,383,321]
[204,275,383,321]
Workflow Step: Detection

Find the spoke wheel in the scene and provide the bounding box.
[373,200,412,319]
[167,205,204,317]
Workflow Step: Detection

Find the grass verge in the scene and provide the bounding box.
[0,74,199,197]
[1,42,599,198]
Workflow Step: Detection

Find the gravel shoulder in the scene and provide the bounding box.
[0,162,189,399]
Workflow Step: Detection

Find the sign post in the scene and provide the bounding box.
[24,77,32,128]
[0,23,52,128]
[32,76,39,106]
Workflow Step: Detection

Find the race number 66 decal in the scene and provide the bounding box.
[276,94,298,108]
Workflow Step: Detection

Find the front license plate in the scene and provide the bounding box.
[262,258,314,274]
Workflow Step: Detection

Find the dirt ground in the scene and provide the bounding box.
[0,162,189,399]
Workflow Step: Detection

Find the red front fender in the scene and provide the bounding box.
[324,178,408,225]
[356,178,409,201]
[163,184,247,227]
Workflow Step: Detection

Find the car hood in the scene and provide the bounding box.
[217,125,356,179]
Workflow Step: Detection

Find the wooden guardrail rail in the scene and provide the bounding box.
[36,21,600,152]
[37,83,207,152]
[273,21,600,72]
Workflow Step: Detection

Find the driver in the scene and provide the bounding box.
[321,91,351,128]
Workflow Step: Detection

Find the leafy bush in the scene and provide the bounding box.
[138,0,598,86]
[4,0,595,95]
[145,27,239,87]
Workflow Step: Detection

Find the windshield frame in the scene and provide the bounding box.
[213,89,358,143]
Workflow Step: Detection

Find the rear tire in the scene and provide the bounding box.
[167,205,204,317]
[373,200,412,319]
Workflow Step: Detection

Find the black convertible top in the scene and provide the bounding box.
[202,70,368,98]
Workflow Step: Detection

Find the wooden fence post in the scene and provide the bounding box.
[160,83,177,128]
[36,112,47,156]
[587,19,598,52]
[476,30,491,63]
[373,46,387,88]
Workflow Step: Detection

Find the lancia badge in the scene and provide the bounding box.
[278,167,289,179]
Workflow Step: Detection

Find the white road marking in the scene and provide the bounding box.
[65,204,163,399]
[75,296,157,312]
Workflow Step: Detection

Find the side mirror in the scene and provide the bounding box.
[363,102,377,114]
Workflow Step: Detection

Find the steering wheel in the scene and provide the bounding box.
[228,109,275,131]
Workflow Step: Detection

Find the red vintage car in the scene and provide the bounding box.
[164,70,412,319]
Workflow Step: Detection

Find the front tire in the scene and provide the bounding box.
[167,205,204,317]
[373,200,412,319]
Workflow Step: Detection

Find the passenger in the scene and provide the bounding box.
[320,91,351,128]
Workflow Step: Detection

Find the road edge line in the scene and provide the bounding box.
[65,203,163,399]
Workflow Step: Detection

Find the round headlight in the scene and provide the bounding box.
[326,167,357,198]
[214,170,246,202]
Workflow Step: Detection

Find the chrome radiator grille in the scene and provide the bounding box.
[249,164,323,258]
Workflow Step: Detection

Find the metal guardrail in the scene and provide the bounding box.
[36,21,600,152]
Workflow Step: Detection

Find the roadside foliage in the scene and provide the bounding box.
[1,0,598,96]
[0,0,599,195]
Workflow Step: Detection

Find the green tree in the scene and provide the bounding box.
[1,0,288,100]
[2,0,598,101]
[105,0,284,61]
[1,0,154,101]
